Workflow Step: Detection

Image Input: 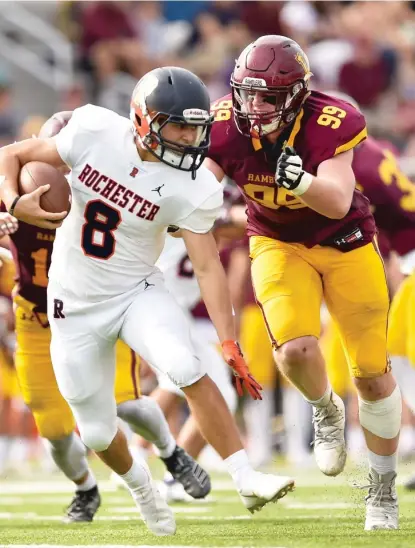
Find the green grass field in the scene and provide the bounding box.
[1,460,415,548]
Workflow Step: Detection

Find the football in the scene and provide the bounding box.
[18,161,71,214]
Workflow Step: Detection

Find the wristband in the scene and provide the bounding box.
[8,196,20,217]
[290,171,313,196]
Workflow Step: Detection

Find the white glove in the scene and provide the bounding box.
[276,146,313,196]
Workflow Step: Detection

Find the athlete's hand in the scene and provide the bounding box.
[221,340,263,400]
[276,146,312,195]
[0,212,18,237]
[12,186,67,229]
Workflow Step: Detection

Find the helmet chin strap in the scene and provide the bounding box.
[132,120,193,169]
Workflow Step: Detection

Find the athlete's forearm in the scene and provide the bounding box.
[0,139,66,216]
[297,175,353,219]
[195,259,236,343]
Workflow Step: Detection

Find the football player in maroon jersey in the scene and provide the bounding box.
[205,35,400,531]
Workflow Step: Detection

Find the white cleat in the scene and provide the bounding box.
[364,469,398,531]
[312,392,346,476]
[134,481,176,536]
[238,471,295,514]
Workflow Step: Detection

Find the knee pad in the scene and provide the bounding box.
[358,385,402,439]
[163,350,205,389]
[156,371,184,397]
[78,420,117,452]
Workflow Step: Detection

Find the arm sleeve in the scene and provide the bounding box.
[177,188,224,233]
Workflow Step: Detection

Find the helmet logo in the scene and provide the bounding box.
[295,52,310,74]
[183,108,210,121]
[134,74,159,113]
[242,77,266,87]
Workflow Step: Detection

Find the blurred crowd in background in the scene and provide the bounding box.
[1,0,415,477]
[1,2,415,154]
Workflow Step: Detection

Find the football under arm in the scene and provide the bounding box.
[182,228,236,343]
[299,149,356,219]
[0,138,66,210]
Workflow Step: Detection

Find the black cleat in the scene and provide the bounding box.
[161,446,211,499]
[63,485,101,523]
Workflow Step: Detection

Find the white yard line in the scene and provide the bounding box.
[109,506,212,514]
[280,501,358,509]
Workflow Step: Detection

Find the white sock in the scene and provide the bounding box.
[306,384,332,407]
[76,470,97,491]
[119,459,151,496]
[224,449,253,487]
[368,449,397,475]
[155,437,176,459]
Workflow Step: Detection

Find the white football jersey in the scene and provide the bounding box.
[156,235,201,310]
[51,104,223,300]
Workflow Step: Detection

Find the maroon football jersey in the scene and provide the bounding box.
[209,91,375,250]
[8,219,54,312]
[353,136,415,256]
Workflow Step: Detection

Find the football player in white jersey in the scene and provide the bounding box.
[0,67,294,536]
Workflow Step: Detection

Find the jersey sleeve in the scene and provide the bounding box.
[333,107,367,156]
[208,94,233,169]
[54,104,115,168]
[298,94,368,172]
[176,188,224,233]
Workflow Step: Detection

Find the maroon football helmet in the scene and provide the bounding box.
[231,35,313,138]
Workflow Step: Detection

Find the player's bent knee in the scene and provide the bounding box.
[47,433,75,455]
[358,385,402,439]
[181,373,212,395]
[78,421,117,452]
[276,336,319,368]
[353,372,394,400]
[163,351,205,389]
